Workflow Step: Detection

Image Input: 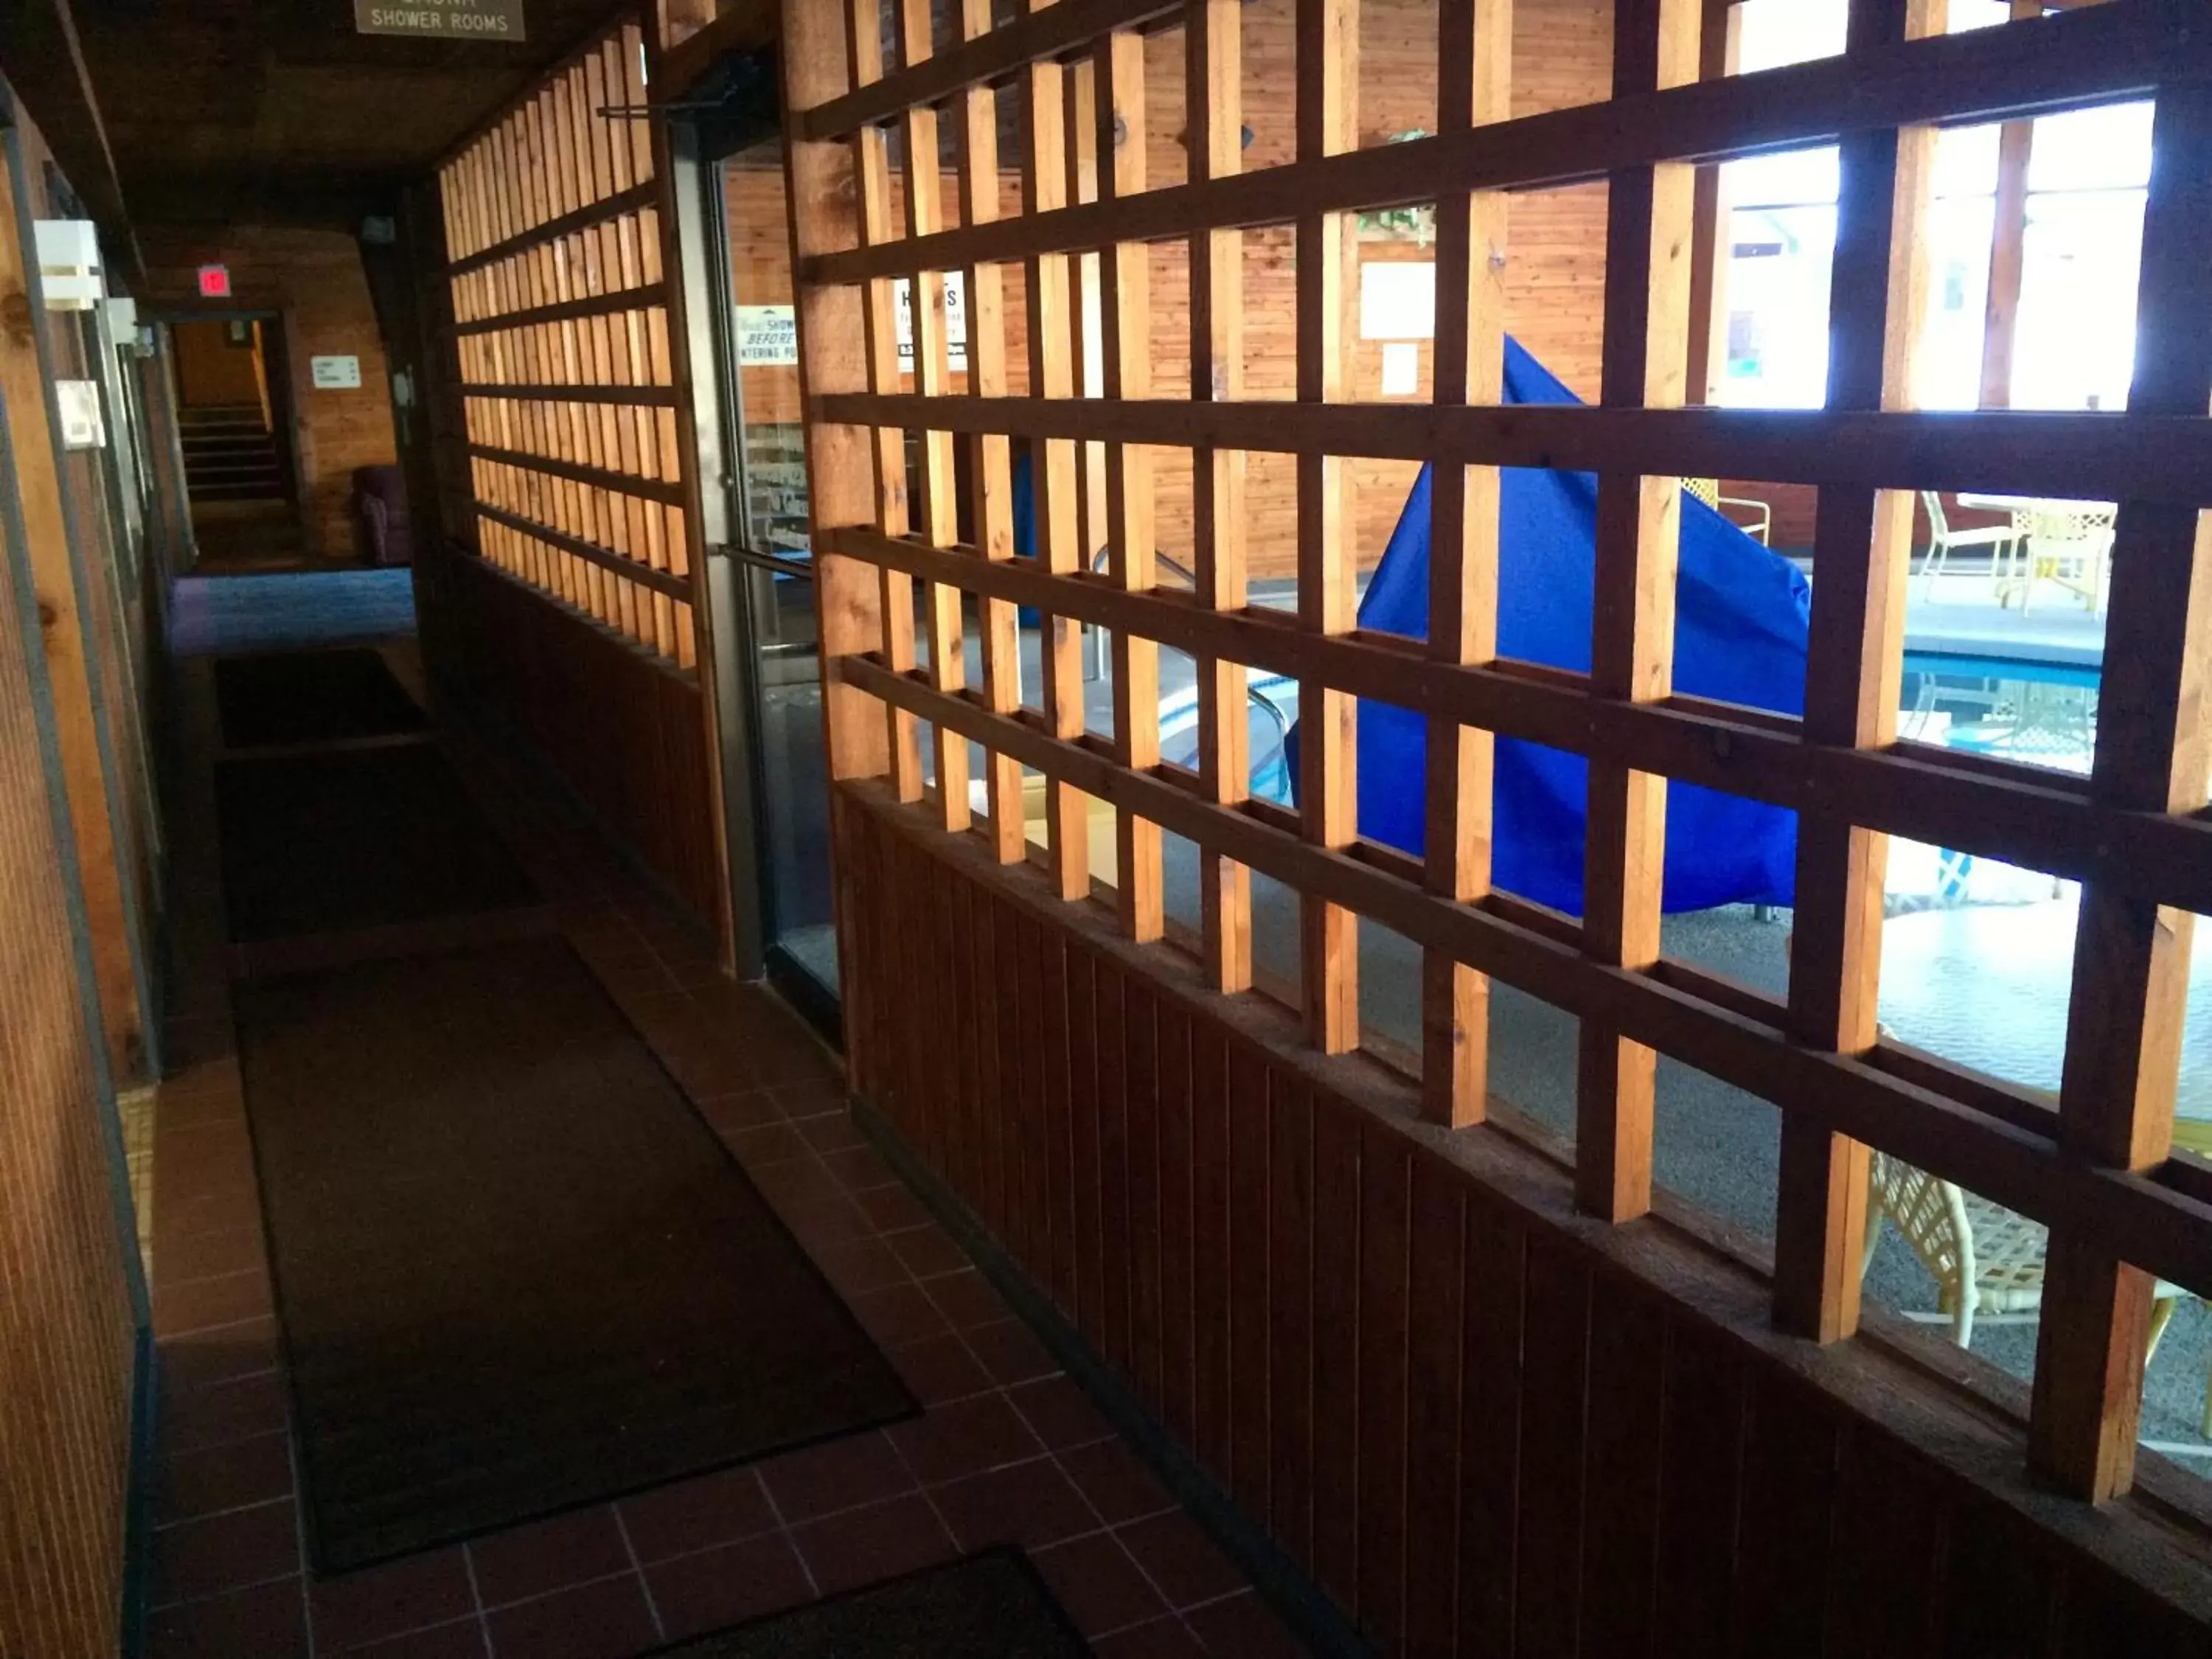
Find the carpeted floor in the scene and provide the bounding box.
[237,935,917,1571]
[651,1550,1091,1658]
[215,647,429,750]
[214,744,538,942]
[171,568,417,657]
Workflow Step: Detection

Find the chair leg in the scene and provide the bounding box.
[1955,1291,1975,1349]
[2147,1294,2177,1366]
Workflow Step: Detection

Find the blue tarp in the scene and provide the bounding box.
[1293,337,1809,914]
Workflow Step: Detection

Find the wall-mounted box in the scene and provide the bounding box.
[55,380,105,450]
[35,220,102,312]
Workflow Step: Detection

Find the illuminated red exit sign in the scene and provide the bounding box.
[196,264,230,299]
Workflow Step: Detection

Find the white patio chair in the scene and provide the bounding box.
[1863,1152,2205,1432]
[2017,501,2117,616]
[1918,491,2023,604]
[1683,477,1772,546]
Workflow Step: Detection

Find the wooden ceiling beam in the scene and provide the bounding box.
[0,0,139,282]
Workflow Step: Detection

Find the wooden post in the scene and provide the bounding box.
[1421,0,1512,1127]
[2028,83,2212,1503]
[0,144,147,1079]
[1189,0,1252,994]
[1977,0,2042,410]
[1295,0,1360,1054]
[1574,0,1700,1222]
[1774,0,1943,1344]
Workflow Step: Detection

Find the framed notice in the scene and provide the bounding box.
[734,306,799,367]
[311,356,364,390]
[355,0,524,40]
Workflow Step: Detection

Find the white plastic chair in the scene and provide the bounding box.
[2017,501,2117,616]
[1918,492,2023,603]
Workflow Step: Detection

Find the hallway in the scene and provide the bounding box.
[145,578,1311,1658]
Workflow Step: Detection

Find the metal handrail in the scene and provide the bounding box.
[1085,546,1197,680]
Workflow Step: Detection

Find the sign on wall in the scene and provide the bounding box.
[734,305,799,367]
[311,355,364,390]
[354,0,524,41]
[894,274,967,373]
[197,264,230,299]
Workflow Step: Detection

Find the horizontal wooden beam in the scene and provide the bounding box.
[467,442,689,507]
[797,0,1180,139]
[445,181,659,279]
[838,652,2212,1301]
[822,526,2212,913]
[805,1,2199,285]
[449,282,670,337]
[813,394,2212,505]
[460,382,682,407]
[471,501,695,601]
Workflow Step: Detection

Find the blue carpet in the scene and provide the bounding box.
[170,570,417,658]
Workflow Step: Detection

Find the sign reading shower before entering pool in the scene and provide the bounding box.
[735,306,799,367]
[311,356,364,390]
[355,0,524,40]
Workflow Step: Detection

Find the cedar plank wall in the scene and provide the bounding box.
[721,0,1611,580]
[139,228,400,559]
[839,787,2212,1659]
[0,299,141,1659]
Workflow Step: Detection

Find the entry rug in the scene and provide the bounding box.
[651,1549,1094,1657]
[237,935,915,1569]
[214,647,429,750]
[214,743,537,942]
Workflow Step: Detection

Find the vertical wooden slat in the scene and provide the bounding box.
[1022,0,1091,900]
[1098,28,1164,944]
[1155,1000,1197,1446]
[1267,1074,1316,1564]
[1309,1096,1360,1605]
[956,0,1025,865]
[2029,81,2212,1503]
[1422,0,1512,1128]
[1775,0,1943,1346]
[1295,0,1361,1054]
[898,0,970,833]
[1574,0,1700,1223]
[1977,0,2042,409]
[1225,1045,1274,1517]
[1187,0,1252,994]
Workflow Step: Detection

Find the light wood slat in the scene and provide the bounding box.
[457,383,681,406]
[900,0,972,835]
[803,3,2205,285]
[822,524,2212,919]
[1976,0,2041,408]
[957,0,1024,866]
[1421,0,1512,1130]
[799,0,1182,139]
[838,649,2212,1305]
[450,282,669,336]
[1294,0,1360,1055]
[782,0,891,784]
[2029,80,2212,1504]
[1187,0,1251,995]
[1021,0,1091,902]
[1098,27,1162,945]
[472,501,696,602]
[808,393,2212,505]
[465,442,688,507]
[1774,0,1944,1346]
[1575,0,1699,1225]
[849,0,925,802]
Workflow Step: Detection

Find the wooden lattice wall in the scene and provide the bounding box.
[435,18,700,672]
[782,0,2212,1536]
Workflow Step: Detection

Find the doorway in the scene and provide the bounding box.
[168,313,303,568]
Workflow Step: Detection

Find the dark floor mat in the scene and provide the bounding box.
[215,648,429,749]
[214,745,538,942]
[237,936,915,1571]
[651,1550,1092,1658]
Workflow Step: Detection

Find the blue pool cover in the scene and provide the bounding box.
[1296,337,1809,915]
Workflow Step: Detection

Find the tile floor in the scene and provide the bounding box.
[144,649,1312,1659]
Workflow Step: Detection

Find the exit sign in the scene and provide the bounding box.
[197,264,230,299]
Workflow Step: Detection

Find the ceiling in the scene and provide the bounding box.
[11,0,641,232]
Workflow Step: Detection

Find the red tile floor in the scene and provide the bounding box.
[145,652,1313,1658]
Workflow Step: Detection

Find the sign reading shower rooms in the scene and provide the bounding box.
[355,0,524,40]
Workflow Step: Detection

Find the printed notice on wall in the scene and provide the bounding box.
[1359,261,1436,341]
[355,0,524,40]
[894,274,968,372]
[311,355,364,390]
[734,306,799,367]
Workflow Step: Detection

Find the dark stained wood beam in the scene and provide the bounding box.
[0,0,139,281]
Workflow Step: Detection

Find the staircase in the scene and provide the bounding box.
[179,403,287,504]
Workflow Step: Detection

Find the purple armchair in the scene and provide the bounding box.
[352,465,414,567]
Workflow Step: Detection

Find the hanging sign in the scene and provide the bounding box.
[734,305,799,367]
[355,0,525,41]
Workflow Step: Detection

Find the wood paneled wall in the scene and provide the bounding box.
[139,226,401,558]
[449,552,721,924]
[0,204,142,1659]
[839,786,2212,1658]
